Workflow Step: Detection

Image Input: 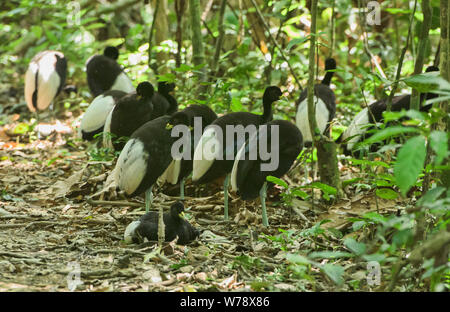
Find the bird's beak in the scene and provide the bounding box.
[166,123,174,130]
[179,211,186,219]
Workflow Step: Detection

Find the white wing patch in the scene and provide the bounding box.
[80,94,116,133]
[341,108,369,151]
[25,52,61,112]
[24,63,38,112]
[192,127,220,181]
[103,108,114,149]
[159,159,181,185]
[124,220,141,244]
[295,97,330,143]
[115,139,148,195]
[231,142,247,192]
[111,72,134,93]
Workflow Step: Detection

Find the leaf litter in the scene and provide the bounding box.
[0,102,412,292]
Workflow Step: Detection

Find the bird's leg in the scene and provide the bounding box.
[145,186,153,213]
[158,204,165,249]
[260,181,268,227]
[223,173,230,220]
[180,177,186,201]
[35,111,41,140]
[304,156,309,184]
[51,101,56,121]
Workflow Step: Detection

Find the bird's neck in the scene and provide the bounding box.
[261,98,273,123]
[321,71,334,86]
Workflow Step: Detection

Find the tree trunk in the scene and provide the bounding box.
[152,0,170,75]
[211,0,227,77]
[410,0,432,110]
[307,0,342,199]
[439,0,449,188]
[175,0,187,68]
[189,0,207,96]
[386,0,418,111]
[243,0,269,54]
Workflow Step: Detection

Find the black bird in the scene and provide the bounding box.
[103,82,155,150]
[160,104,218,199]
[295,58,336,146]
[231,120,304,226]
[79,90,127,141]
[86,46,134,97]
[25,50,67,116]
[150,81,178,119]
[192,86,282,220]
[339,66,439,156]
[115,113,193,245]
[114,112,194,212]
[124,202,199,245]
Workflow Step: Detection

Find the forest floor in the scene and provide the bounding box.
[0,96,407,292]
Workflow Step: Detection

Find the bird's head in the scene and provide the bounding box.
[103,46,119,60]
[158,81,176,94]
[166,111,191,130]
[325,58,337,71]
[263,86,283,103]
[170,202,185,219]
[136,82,155,100]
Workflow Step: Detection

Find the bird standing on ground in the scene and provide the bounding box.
[114,113,193,245]
[295,58,337,146]
[86,46,134,97]
[192,86,282,220]
[159,104,218,199]
[338,65,439,156]
[103,82,155,150]
[24,50,67,118]
[151,81,178,119]
[79,90,127,141]
[231,119,304,226]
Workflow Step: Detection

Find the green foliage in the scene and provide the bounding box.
[394,135,427,196]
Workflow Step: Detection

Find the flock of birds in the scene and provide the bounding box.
[23,47,439,245]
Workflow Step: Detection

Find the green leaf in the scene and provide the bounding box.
[286,37,309,50]
[31,26,42,39]
[417,186,446,206]
[44,29,58,43]
[321,264,345,285]
[376,188,398,200]
[285,253,310,265]
[308,251,353,259]
[352,220,366,231]
[292,189,308,199]
[359,126,419,146]
[309,182,337,195]
[348,158,389,168]
[344,238,366,256]
[266,176,288,189]
[363,212,387,224]
[85,22,105,30]
[362,253,386,262]
[403,71,450,93]
[13,123,30,134]
[383,110,408,123]
[394,136,427,196]
[175,64,192,72]
[430,131,448,166]
[230,97,243,112]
